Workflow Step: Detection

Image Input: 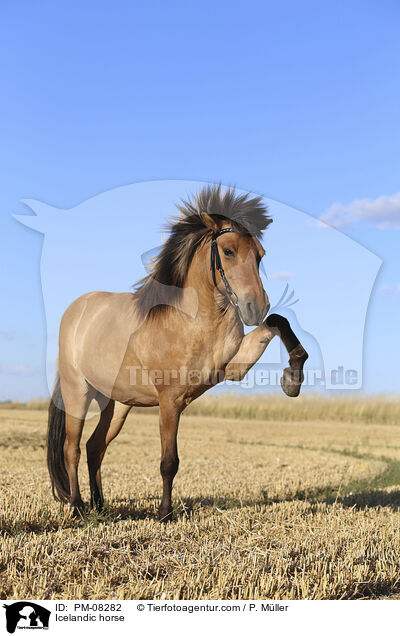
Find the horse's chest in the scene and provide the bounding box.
[120,316,242,405]
[136,321,240,375]
[186,336,239,372]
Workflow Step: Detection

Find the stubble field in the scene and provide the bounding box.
[1,394,400,600]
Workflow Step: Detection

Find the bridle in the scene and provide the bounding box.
[210,227,239,307]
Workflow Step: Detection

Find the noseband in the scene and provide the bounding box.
[210,228,239,307]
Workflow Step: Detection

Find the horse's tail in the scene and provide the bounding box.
[47,375,70,502]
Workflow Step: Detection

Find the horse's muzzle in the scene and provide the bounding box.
[238,297,270,326]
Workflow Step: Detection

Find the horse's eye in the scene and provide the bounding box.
[223,248,234,257]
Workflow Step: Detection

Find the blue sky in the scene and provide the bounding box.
[1,0,399,399]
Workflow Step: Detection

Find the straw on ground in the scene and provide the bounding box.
[1,394,400,599]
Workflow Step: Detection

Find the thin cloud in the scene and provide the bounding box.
[269,271,293,280]
[379,283,400,295]
[320,192,400,229]
[0,363,35,376]
[0,330,15,341]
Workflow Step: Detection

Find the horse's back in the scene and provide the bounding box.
[60,291,136,354]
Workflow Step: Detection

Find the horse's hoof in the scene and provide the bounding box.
[280,368,303,397]
[90,497,104,512]
[280,344,308,398]
[71,503,85,519]
[158,507,173,523]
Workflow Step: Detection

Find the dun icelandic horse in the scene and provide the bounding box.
[47,186,308,520]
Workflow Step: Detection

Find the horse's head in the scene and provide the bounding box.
[202,213,270,326]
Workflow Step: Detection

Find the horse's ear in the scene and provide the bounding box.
[200,212,222,232]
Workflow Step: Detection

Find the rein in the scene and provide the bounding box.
[210,228,239,307]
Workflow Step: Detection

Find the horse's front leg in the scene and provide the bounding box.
[224,315,308,397]
[158,394,181,522]
[224,322,277,381]
[265,314,308,397]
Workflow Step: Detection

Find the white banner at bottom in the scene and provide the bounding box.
[2,599,399,636]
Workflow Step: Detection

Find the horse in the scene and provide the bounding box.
[47,185,308,521]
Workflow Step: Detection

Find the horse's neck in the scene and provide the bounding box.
[178,265,244,359]
[154,285,243,372]
[134,249,244,368]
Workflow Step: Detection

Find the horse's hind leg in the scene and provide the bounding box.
[60,372,95,516]
[64,407,91,515]
[86,399,132,510]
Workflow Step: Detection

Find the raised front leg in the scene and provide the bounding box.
[265,314,308,397]
[158,395,181,522]
[225,314,308,397]
[224,322,277,381]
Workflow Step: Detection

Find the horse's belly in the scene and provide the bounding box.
[110,363,159,406]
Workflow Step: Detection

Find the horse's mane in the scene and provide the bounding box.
[133,185,272,319]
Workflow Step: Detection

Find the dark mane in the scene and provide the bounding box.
[133,185,272,319]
